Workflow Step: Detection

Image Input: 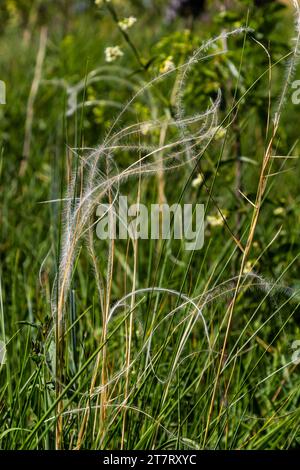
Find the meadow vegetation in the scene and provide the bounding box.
[1,0,300,449]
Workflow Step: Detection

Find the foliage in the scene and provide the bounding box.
[1,0,300,450]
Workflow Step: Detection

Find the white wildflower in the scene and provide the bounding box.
[105,46,123,63]
[140,122,152,135]
[207,211,227,228]
[118,16,137,31]
[273,207,285,216]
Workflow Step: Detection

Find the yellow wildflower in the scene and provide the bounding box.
[160,56,175,74]
[192,173,203,188]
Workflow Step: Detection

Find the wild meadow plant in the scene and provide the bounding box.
[1,0,300,451]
